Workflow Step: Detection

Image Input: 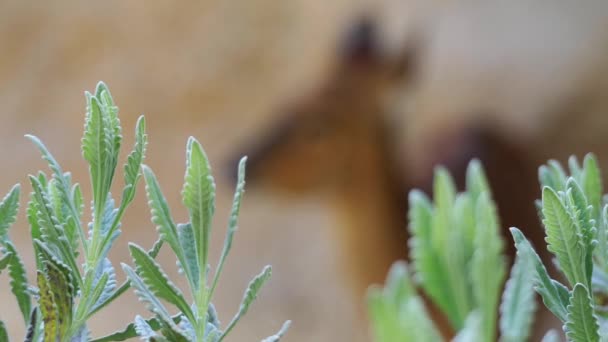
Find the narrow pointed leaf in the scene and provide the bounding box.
[582,154,602,219]
[121,115,147,208]
[182,137,216,291]
[219,266,272,341]
[38,271,59,342]
[542,187,587,287]
[4,241,31,322]
[0,321,7,342]
[211,156,246,297]
[121,263,188,338]
[128,243,195,323]
[564,284,599,342]
[0,184,20,238]
[510,228,569,321]
[541,330,561,342]
[177,223,199,290]
[261,321,291,342]
[499,249,537,342]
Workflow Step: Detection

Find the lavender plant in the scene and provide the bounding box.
[368,160,541,341]
[369,154,608,341]
[0,82,288,342]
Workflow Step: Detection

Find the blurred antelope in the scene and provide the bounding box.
[231,13,553,338]
[237,18,414,298]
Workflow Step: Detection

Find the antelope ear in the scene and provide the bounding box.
[339,15,380,64]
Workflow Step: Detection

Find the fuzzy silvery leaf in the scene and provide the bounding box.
[121,263,188,339]
[452,311,482,342]
[134,315,158,340]
[472,192,505,342]
[88,258,117,316]
[542,187,588,288]
[89,238,165,319]
[510,228,569,322]
[564,284,599,342]
[41,259,74,339]
[182,137,216,291]
[29,175,81,285]
[121,115,147,209]
[465,159,490,204]
[261,321,291,342]
[90,314,182,342]
[92,196,121,264]
[219,265,272,341]
[23,309,39,342]
[582,154,602,220]
[499,248,537,342]
[142,166,191,284]
[407,190,450,321]
[0,184,20,239]
[3,241,31,323]
[541,330,561,342]
[211,156,247,298]
[565,178,596,287]
[38,270,59,342]
[25,135,80,225]
[128,243,195,323]
[0,252,11,275]
[368,262,441,342]
[82,85,121,230]
[177,223,199,290]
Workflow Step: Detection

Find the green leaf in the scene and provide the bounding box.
[465,159,490,203]
[177,223,199,290]
[582,154,602,220]
[472,192,506,342]
[541,330,561,342]
[210,156,246,298]
[219,265,272,341]
[25,135,84,250]
[88,238,164,318]
[38,270,59,342]
[367,262,442,342]
[452,311,482,342]
[182,137,216,292]
[566,178,596,287]
[23,309,40,342]
[128,243,195,323]
[499,248,537,342]
[0,252,12,275]
[510,228,569,322]
[121,263,188,339]
[43,259,74,338]
[564,284,599,342]
[0,321,8,342]
[90,314,182,342]
[542,187,587,287]
[4,241,32,323]
[82,88,121,247]
[121,115,147,207]
[408,190,451,321]
[142,165,195,291]
[0,184,20,238]
[261,321,291,342]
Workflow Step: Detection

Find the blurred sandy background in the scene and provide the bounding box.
[2,1,608,341]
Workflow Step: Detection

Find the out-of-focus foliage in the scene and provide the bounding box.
[369,154,608,341]
[368,160,537,342]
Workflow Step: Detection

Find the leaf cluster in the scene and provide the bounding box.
[0,82,288,342]
[368,160,540,341]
